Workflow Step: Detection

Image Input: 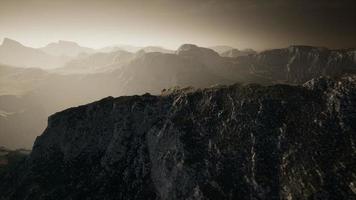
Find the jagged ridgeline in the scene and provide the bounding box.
[1,43,356,149]
[1,76,355,199]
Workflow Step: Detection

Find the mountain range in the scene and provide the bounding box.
[0,40,356,149]
[0,38,177,70]
[0,38,356,199]
[0,38,69,69]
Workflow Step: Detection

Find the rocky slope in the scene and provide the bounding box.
[1,76,355,199]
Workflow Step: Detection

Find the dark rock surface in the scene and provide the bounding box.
[1,76,356,200]
[0,147,30,176]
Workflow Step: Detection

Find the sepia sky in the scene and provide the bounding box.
[0,0,355,50]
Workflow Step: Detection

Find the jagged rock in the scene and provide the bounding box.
[1,76,355,199]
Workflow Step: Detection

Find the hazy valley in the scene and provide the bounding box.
[1,38,355,149]
[0,38,355,199]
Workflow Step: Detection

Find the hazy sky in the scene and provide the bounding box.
[0,0,355,50]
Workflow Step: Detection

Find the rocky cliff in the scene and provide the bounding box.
[1,76,356,200]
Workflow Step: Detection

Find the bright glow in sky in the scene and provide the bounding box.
[1,0,355,50]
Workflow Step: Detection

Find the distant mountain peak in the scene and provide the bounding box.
[47,40,80,47]
[287,45,328,52]
[139,46,174,54]
[209,45,234,54]
[41,40,94,57]
[176,44,199,52]
[1,38,24,47]
[176,44,220,58]
[220,48,257,57]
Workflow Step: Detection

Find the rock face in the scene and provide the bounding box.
[1,76,356,200]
